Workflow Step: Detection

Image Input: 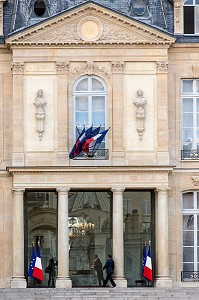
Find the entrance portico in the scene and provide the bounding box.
[8,166,173,288]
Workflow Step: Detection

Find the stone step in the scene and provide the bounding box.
[1,288,199,300]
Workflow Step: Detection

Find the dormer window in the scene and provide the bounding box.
[34,0,46,17]
[184,0,199,34]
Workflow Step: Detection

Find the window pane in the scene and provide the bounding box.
[183,247,194,262]
[184,6,195,34]
[183,215,194,230]
[92,112,105,126]
[92,78,105,91]
[196,7,199,34]
[183,130,193,143]
[76,78,88,91]
[183,193,194,209]
[196,0,199,4]
[183,98,193,112]
[92,96,105,111]
[76,96,88,111]
[184,231,194,245]
[184,1,193,5]
[76,112,88,127]
[183,263,194,271]
[182,81,193,93]
[183,113,193,126]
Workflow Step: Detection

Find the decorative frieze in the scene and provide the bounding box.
[11,62,24,74]
[111,61,124,73]
[69,62,111,80]
[156,61,169,73]
[56,61,69,74]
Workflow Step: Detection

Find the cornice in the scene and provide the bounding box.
[6,166,174,174]
[6,3,175,46]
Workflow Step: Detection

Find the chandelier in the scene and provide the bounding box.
[69,217,94,239]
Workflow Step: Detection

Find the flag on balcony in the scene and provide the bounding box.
[142,243,147,277]
[143,244,153,281]
[32,246,44,281]
[28,245,36,278]
[82,129,109,153]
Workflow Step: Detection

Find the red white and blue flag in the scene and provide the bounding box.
[32,246,44,281]
[143,245,153,281]
[82,129,109,153]
[28,245,36,278]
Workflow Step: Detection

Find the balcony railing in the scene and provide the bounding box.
[73,149,109,160]
[181,271,199,281]
[181,149,199,160]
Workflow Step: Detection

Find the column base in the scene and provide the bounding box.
[154,276,172,288]
[113,277,127,287]
[56,276,72,288]
[11,277,27,288]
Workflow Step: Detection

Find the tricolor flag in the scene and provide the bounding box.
[142,243,147,277]
[28,245,36,278]
[82,128,109,153]
[143,245,153,281]
[32,246,44,281]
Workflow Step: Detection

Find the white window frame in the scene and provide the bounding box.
[183,0,199,34]
[72,75,108,145]
[181,79,199,151]
[182,191,199,271]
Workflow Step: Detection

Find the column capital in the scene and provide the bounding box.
[111,187,125,194]
[56,187,70,194]
[12,188,25,194]
[156,188,170,194]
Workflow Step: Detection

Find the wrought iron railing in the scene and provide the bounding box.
[73,149,109,160]
[181,271,199,281]
[181,149,199,160]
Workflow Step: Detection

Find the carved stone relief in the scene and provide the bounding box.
[11,62,24,74]
[111,61,124,73]
[133,89,147,140]
[192,176,199,187]
[33,89,47,140]
[156,61,169,73]
[56,61,69,74]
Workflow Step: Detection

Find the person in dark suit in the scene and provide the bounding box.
[94,254,104,286]
[103,254,116,288]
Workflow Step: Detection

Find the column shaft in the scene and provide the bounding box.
[155,189,172,287]
[56,188,72,288]
[112,188,127,287]
[11,189,26,288]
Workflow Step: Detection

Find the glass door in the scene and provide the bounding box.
[68,191,112,287]
[24,191,58,287]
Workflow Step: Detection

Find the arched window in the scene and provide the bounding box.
[73,76,107,149]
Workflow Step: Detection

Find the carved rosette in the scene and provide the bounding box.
[11,62,24,74]
[192,176,199,187]
[156,61,169,73]
[56,62,69,74]
[111,61,124,73]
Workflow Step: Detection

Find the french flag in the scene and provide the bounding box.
[32,246,44,281]
[82,129,109,153]
[143,245,153,281]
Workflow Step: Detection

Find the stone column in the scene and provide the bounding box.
[155,188,172,287]
[11,62,25,166]
[56,188,72,288]
[56,62,70,165]
[111,188,127,287]
[11,189,27,288]
[111,62,125,165]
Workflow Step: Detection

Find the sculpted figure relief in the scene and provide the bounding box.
[33,89,47,140]
[133,89,147,140]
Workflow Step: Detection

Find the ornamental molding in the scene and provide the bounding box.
[111,61,124,73]
[6,3,175,46]
[174,1,181,24]
[69,61,111,81]
[56,61,69,74]
[11,62,24,74]
[156,61,169,73]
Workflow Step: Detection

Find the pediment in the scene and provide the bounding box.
[6,2,175,46]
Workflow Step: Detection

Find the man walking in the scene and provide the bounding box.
[94,254,104,286]
[103,254,116,288]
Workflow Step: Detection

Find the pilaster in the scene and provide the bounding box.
[174,0,183,35]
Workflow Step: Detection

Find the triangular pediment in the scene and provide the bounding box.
[6,2,175,46]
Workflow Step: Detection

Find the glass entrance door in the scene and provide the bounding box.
[123,191,155,287]
[68,191,112,287]
[24,191,58,287]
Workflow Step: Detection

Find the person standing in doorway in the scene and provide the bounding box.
[103,254,116,288]
[94,254,104,286]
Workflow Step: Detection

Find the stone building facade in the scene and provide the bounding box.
[0,0,199,289]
